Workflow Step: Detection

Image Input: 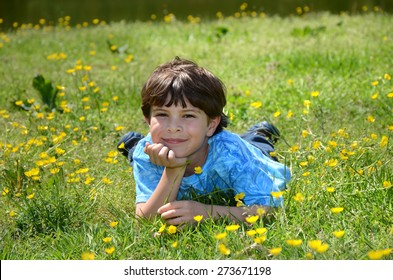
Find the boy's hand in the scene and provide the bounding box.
[144,142,188,168]
[157,200,208,225]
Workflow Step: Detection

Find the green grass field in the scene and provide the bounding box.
[0,6,392,260]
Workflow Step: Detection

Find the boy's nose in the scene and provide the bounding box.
[167,118,182,132]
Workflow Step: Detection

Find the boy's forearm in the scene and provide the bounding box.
[136,166,185,219]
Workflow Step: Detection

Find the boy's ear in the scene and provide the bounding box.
[207,116,221,137]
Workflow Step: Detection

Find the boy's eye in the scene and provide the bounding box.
[183,114,196,118]
[154,113,168,117]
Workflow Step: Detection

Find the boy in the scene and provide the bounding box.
[118,57,291,225]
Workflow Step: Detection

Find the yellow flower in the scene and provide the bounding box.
[256,207,265,216]
[246,230,257,237]
[269,247,282,256]
[171,241,178,249]
[194,166,203,174]
[234,192,245,200]
[384,73,391,80]
[293,193,304,202]
[326,187,335,193]
[250,101,262,108]
[158,224,166,233]
[27,193,35,199]
[333,230,345,238]
[308,240,329,253]
[105,246,115,255]
[253,235,267,244]
[311,91,319,97]
[286,239,303,247]
[331,207,344,214]
[102,237,112,243]
[380,135,388,147]
[245,215,259,224]
[25,167,40,177]
[273,111,281,118]
[81,251,95,260]
[271,191,284,198]
[225,224,240,232]
[367,115,375,123]
[214,232,227,240]
[193,215,203,223]
[218,243,230,255]
[109,221,118,228]
[383,181,392,188]
[290,145,299,152]
[325,158,338,167]
[301,130,309,138]
[9,210,16,217]
[167,225,177,234]
[367,249,391,260]
[255,227,267,235]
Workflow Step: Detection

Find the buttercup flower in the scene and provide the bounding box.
[286,239,303,247]
[225,224,240,232]
[194,166,203,174]
[193,215,203,223]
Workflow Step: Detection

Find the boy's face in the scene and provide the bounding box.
[146,98,219,160]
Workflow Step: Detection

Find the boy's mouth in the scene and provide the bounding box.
[162,138,187,145]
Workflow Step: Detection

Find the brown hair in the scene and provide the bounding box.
[141,57,228,135]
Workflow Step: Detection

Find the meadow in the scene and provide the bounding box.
[0,5,392,260]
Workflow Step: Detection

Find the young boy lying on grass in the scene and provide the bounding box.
[118,57,291,225]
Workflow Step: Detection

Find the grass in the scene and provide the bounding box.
[0,7,392,260]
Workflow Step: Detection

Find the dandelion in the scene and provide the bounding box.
[158,224,166,233]
[301,130,309,138]
[109,221,118,228]
[290,145,299,152]
[333,230,345,238]
[371,93,379,99]
[367,115,376,123]
[308,240,329,253]
[368,249,392,260]
[326,187,335,193]
[253,235,267,244]
[194,166,203,174]
[380,135,388,147]
[246,230,257,237]
[250,101,262,108]
[25,167,40,177]
[331,207,344,214]
[286,239,303,247]
[245,215,259,224]
[271,191,284,198]
[102,177,113,185]
[371,81,379,86]
[312,140,321,149]
[167,225,177,234]
[286,111,293,119]
[50,168,60,174]
[383,181,392,188]
[214,232,227,240]
[218,243,230,255]
[193,215,203,223]
[225,224,240,232]
[171,241,178,249]
[293,193,304,202]
[269,247,282,256]
[255,227,267,235]
[311,91,319,97]
[325,158,338,167]
[102,237,112,243]
[388,92,393,98]
[9,210,16,217]
[384,73,392,80]
[273,111,281,117]
[27,193,35,199]
[81,252,95,260]
[105,246,115,255]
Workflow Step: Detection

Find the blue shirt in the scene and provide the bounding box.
[132,130,291,207]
